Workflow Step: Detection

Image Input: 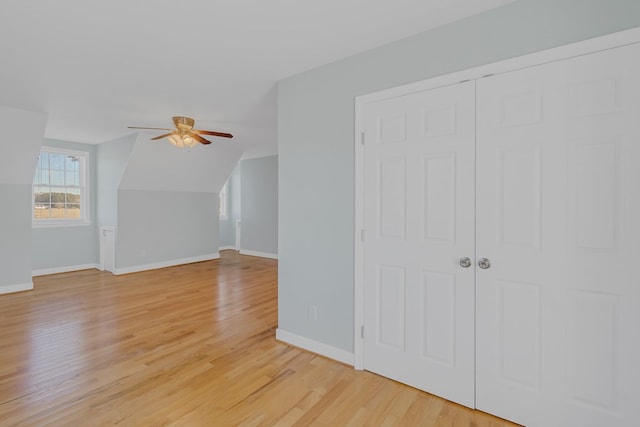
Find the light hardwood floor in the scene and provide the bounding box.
[0,251,519,426]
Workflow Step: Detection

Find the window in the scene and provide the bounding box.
[219,181,229,220]
[33,147,89,226]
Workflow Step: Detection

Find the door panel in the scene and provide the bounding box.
[363,81,476,408]
[476,42,640,427]
[361,40,640,427]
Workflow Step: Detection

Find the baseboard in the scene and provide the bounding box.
[114,252,220,275]
[276,328,354,366]
[0,282,33,295]
[218,246,237,251]
[239,250,278,260]
[32,263,100,277]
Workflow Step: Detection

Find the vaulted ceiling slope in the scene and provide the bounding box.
[0,0,513,157]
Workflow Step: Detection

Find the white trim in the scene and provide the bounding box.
[354,115,365,370]
[219,181,229,220]
[276,328,354,366]
[235,220,241,251]
[354,27,640,371]
[0,282,33,294]
[32,264,99,277]
[218,246,237,251]
[239,250,278,260]
[114,253,220,275]
[32,220,92,228]
[99,226,116,272]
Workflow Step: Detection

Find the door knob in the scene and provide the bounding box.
[459,257,472,268]
[478,258,491,269]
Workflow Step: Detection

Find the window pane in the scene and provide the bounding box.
[66,169,79,186]
[50,170,64,186]
[34,155,46,185]
[65,188,80,204]
[34,204,51,219]
[34,187,51,203]
[65,155,78,170]
[50,154,65,171]
[65,204,81,218]
[50,190,65,208]
[49,206,66,218]
[40,152,49,168]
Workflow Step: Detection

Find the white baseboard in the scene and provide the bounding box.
[0,282,33,295]
[114,252,220,275]
[239,250,278,260]
[218,246,237,251]
[32,263,100,277]
[276,328,354,366]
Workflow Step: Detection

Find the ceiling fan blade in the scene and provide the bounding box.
[192,133,212,145]
[150,132,175,140]
[193,130,233,138]
[128,126,173,131]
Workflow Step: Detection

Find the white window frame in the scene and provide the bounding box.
[32,146,90,228]
[219,181,229,220]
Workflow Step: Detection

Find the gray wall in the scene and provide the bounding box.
[32,139,98,271]
[0,106,47,292]
[115,134,241,271]
[0,184,35,287]
[219,164,241,248]
[116,190,220,269]
[240,155,278,256]
[277,0,640,352]
[97,134,135,227]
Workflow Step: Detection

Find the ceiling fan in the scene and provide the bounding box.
[128,116,233,147]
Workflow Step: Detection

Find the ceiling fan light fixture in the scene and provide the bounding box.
[168,134,185,148]
[183,135,197,147]
[128,116,232,147]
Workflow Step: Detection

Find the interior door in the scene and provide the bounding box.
[362,81,476,407]
[475,43,640,427]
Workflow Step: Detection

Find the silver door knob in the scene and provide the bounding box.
[459,257,472,268]
[478,258,491,269]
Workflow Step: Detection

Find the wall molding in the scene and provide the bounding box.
[0,282,34,295]
[218,246,237,251]
[276,329,354,366]
[33,264,100,277]
[114,252,220,275]
[239,250,278,260]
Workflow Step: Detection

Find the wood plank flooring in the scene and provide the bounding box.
[0,251,518,426]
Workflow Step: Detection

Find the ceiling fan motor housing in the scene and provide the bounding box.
[173,116,195,131]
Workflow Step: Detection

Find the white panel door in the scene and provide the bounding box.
[475,43,640,427]
[362,81,476,407]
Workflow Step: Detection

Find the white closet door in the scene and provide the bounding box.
[362,81,476,407]
[475,43,640,427]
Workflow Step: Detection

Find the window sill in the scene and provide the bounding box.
[33,220,92,229]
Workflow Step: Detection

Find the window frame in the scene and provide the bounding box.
[32,146,91,228]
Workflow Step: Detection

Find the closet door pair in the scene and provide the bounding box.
[362,42,640,427]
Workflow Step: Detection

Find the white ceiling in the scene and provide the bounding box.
[0,0,513,157]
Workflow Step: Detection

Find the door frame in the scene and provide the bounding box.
[353,26,640,370]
